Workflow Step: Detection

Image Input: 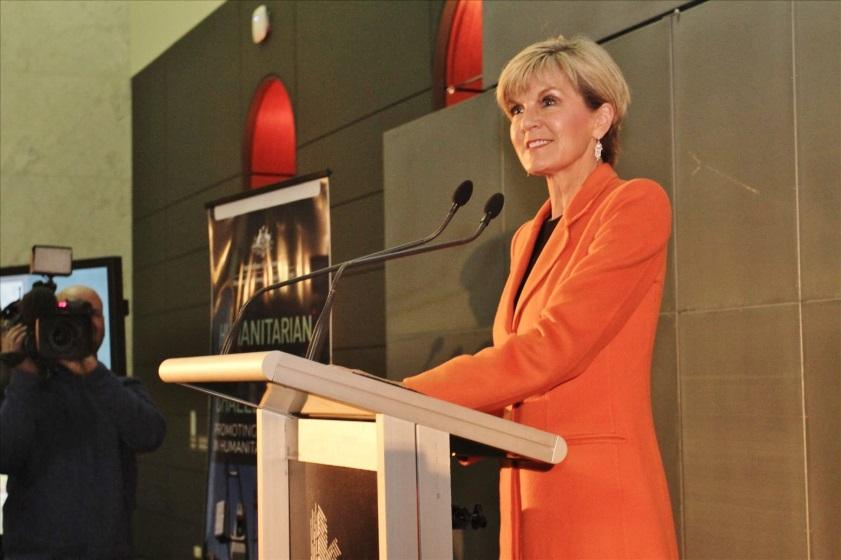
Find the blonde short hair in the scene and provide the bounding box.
[496,35,630,165]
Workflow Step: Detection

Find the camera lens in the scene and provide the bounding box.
[48,319,76,353]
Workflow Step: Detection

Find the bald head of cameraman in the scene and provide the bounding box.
[0,284,166,559]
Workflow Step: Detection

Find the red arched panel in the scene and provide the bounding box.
[245,77,296,189]
[443,0,483,107]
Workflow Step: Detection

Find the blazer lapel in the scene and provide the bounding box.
[498,202,549,335]
[511,204,566,330]
[509,164,619,331]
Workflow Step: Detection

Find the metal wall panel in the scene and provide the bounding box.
[332,267,385,350]
[331,193,384,263]
[483,0,684,84]
[297,92,433,206]
[795,1,841,301]
[165,178,239,260]
[674,1,797,311]
[802,300,841,558]
[679,304,807,559]
[133,262,168,318]
[133,210,167,269]
[132,59,169,219]
[164,2,243,203]
[165,250,210,310]
[332,346,386,378]
[386,328,493,381]
[384,91,507,339]
[296,0,434,144]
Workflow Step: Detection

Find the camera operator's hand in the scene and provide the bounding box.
[1,323,38,375]
[59,355,98,376]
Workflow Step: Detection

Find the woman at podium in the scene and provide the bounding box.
[403,35,679,559]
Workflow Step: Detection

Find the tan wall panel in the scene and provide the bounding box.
[802,300,841,558]
[388,328,493,382]
[679,304,807,559]
[384,92,507,338]
[332,267,385,351]
[483,0,684,83]
[296,0,433,144]
[331,193,384,263]
[794,1,841,301]
[674,1,798,311]
[297,92,433,206]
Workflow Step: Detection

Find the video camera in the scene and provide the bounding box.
[0,246,95,365]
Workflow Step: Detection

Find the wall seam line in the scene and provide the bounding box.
[667,9,687,558]
[790,2,812,557]
[679,300,807,315]
[333,190,381,209]
[297,87,432,149]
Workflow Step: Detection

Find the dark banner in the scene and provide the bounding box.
[204,174,331,560]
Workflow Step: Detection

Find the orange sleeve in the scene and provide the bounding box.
[403,180,672,412]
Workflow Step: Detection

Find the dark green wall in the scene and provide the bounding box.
[131,2,442,556]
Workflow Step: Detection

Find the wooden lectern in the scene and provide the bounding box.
[159,351,567,559]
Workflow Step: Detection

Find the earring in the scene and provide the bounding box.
[594,140,603,162]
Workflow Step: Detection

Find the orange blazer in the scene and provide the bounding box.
[404,164,679,559]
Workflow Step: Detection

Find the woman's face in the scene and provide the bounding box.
[506,66,605,178]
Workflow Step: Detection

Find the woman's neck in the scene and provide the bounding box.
[546,158,600,219]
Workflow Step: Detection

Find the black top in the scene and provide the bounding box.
[513,216,560,309]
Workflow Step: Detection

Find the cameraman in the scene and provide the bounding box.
[0,285,166,559]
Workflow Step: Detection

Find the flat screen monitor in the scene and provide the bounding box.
[0,256,127,376]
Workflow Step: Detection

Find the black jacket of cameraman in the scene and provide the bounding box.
[0,362,166,558]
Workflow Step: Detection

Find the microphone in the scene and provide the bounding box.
[304,193,505,360]
[220,181,476,355]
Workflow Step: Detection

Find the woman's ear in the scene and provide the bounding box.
[593,103,615,139]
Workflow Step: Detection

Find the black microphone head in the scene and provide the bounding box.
[452,180,473,207]
[483,193,505,221]
[20,286,57,326]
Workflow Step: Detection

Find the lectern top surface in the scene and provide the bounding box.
[159,350,567,463]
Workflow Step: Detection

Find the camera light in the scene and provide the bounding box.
[30,245,72,276]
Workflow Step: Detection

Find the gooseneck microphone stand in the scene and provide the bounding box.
[220,181,477,356]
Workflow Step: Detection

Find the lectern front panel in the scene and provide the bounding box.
[289,461,379,559]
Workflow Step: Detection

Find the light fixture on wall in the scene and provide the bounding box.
[252,5,270,44]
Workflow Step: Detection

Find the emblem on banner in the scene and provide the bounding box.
[311,503,341,560]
